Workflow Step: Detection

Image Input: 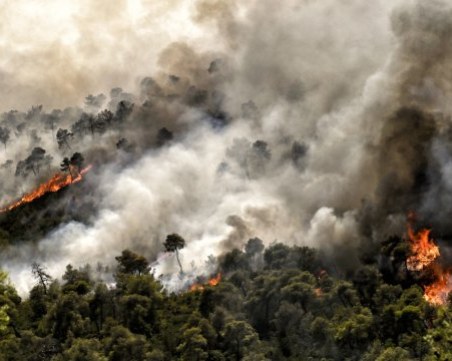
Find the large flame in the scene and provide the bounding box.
[405,217,452,305]
[0,165,92,213]
[406,225,440,271]
[424,266,452,305]
[189,273,222,292]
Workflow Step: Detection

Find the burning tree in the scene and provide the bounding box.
[60,152,84,180]
[402,215,452,305]
[164,233,185,273]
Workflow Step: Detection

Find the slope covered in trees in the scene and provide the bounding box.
[0,240,451,361]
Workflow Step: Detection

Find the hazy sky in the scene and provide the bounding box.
[0,0,213,112]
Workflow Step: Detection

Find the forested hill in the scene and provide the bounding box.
[0,239,450,361]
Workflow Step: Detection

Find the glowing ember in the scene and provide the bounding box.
[189,273,222,292]
[406,225,439,271]
[0,165,92,213]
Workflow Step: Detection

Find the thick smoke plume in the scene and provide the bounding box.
[2,0,452,294]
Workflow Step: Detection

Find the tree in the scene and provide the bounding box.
[223,320,260,361]
[71,113,91,138]
[85,93,106,111]
[0,271,10,333]
[15,147,49,177]
[0,127,10,150]
[31,263,52,295]
[42,109,61,137]
[280,272,316,313]
[0,270,21,336]
[103,325,152,361]
[115,250,150,276]
[25,105,43,120]
[54,338,107,361]
[164,234,186,273]
[60,157,72,179]
[62,264,93,295]
[96,109,113,133]
[177,327,208,361]
[70,152,84,174]
[56,128,73,149]
[115,101,134,122]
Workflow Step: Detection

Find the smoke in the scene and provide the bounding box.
[3,0,452,294]
[0,0,210,112]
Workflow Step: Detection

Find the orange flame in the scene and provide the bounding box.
[406,225,439,271]
[0,165,92,213]
[405,216,452,305]
[189,273,222,292]
[208,273,222,286]
[424,267,452,305]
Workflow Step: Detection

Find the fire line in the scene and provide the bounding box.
[0,165,92,213]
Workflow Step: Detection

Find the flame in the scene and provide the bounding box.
[189,273,222,292]
[406,225,439,271]
[424,267,452,305]
[405,215,452,305]
[208,273,222,286]
[0,165,92,213]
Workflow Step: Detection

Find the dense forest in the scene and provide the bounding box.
[0,236,451,361]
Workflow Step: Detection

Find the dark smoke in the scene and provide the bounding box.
[1,0,452,293]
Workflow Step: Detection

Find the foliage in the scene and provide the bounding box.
[0,242,451,360]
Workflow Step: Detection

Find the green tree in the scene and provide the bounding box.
[164,234,186,273]
[177,327,208,361]
[54,338,107,361]
[115,250,150,276]
[223,320,260,361]
[103,325,152,361]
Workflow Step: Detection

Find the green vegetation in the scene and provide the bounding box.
[0,243,451,361]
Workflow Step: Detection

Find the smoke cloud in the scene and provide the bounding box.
[2,0,452,294]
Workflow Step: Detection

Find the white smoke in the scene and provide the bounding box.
[3,0,452,294]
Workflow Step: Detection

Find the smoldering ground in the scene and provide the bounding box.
[2,0,452,294]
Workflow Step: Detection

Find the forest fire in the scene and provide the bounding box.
[0,165,92,213]
[406,225,439,271]
[189,273,222,292]
[405,219,452,305]
[424,267,452,305]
